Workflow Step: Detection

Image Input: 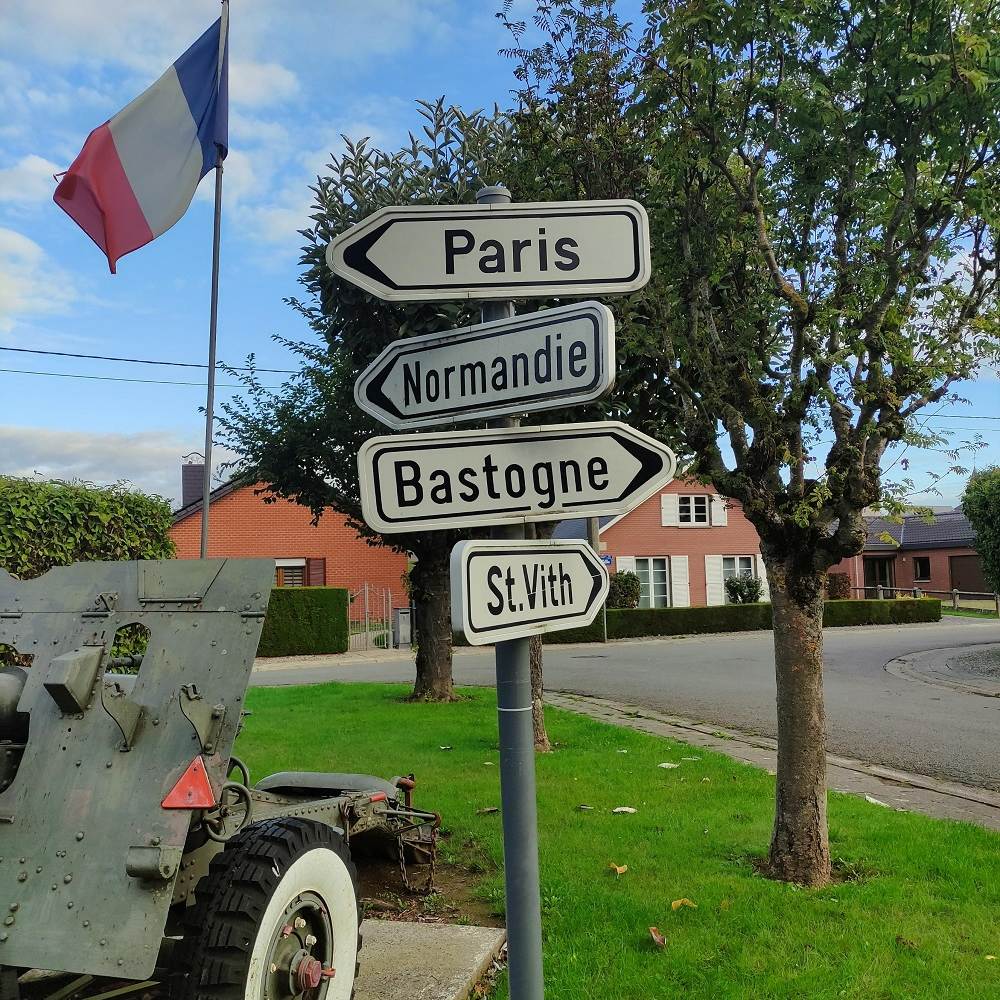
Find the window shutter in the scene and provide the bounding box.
[755,556,770,601]
[306,557,326,587]
[705,555,725,605]
[616,556,636,574]
[710,496,728,527]
[670,556,690,607]
[661,493,679,526]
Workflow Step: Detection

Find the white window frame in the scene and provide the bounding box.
[677,494,710,526]
[633,556,672,608]
[275,557,306,588]
[912,556,931,582]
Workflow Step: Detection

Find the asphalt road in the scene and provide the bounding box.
[252,617,1000,790]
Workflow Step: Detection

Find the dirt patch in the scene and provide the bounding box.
[356,856,503,928]
[948,648,1000,681]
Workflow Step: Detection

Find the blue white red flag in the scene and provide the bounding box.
[54,10,229,273]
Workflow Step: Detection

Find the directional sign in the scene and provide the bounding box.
[357,421,676,533]
[451,539,609,645]
[326,200,651,301]
[354,301,615,429]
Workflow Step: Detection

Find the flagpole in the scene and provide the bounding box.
[200,0,228,559]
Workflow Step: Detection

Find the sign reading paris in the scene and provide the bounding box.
[327,200,651,301]
[355,301,615,429]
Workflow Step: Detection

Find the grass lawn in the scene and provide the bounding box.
[238,683,998,1000]
[942,607,998,620]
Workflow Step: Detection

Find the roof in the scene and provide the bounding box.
[551,516,616,540]
[171,478,246,524]
[865,511,976,552]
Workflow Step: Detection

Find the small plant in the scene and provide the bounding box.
[608,570,641,609]
[725,575,764,604]
[826,573,852,600]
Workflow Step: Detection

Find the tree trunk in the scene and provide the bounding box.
[763,552,831,887]
[528,634,551,752]
[409,539,455,702]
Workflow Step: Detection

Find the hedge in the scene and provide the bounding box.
[257,587,349,657]
[457,598,941,646]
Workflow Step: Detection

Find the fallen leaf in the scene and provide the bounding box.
[439,746,453,751]
[865,794,889,807]
[658,762,680,769]
[577,804,595,811]
[682,756,701,761]
[649,926,666,949]
[701,777,711,783]
[612,806,638,814]
[616,749,629,754]
[608,863,628,877]
[483,761,495,766]
[476,807,499,815]
[895,935,917,951]
[671,898,697,911]
[985,955,996,961]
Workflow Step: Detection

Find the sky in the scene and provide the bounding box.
[0,0,996,509]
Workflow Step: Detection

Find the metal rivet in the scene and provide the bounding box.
[117,960,124,967]
[3,917,13,927]
[67,902,74,909]
[50,884,57,891]
[151,837,161,847]
[7,905,16,913]
[105,762,113,769]
[83,921,90,928]
[64,875,72,884]
[0,933,7,943]
[35,867,42,874]
[99,939,107,946]
[76,832,84,841]
[18,859,24,865]
[16,875,25,884]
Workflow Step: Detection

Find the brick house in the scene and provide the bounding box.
[170,462,408,605]
[553,478,766,607]
[829,511,988,596]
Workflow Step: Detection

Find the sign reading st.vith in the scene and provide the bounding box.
[354,301,615,429]
[451,539,609,645]
[326,200,651,301]
[357,421,676,533]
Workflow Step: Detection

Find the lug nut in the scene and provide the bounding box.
[293,916,307,930]
[304,934,317,947]
[269,963,278,974]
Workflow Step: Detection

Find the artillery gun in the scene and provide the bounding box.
[0,559,437,1000]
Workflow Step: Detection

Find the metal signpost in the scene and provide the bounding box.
[451,539,610,645]
[354,300,615,429]
[332,184,665,1000]
[356,421,677,534]
[326,199,651,300]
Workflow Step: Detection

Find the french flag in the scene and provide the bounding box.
[54,10,229,273]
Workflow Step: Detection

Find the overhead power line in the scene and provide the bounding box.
[0,345,296,374]
[0,367,282,389]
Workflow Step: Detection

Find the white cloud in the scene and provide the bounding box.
[0,425,235,506]
[0,154,62,205]
[230,60,299,107]
[0,228,77,335]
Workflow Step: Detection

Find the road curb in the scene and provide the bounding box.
[546,691,1000,831]
[885,644,1000,698]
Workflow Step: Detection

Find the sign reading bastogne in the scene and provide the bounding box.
[354,301,615,429]
[451,539,610,645]
[326,200,650,301]
[357,421,676,533]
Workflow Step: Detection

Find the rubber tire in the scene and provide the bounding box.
[170,817,361,1000]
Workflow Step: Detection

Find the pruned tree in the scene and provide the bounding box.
[506,0,1000,885]
[218,101,513,702]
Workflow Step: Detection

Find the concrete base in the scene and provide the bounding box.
[356,921,506,1000]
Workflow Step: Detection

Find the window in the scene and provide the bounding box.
[913,556,931,582]
[634,557,670,608]
[678,495,709,525]
[722,556,754,580]
[275,558,306,587]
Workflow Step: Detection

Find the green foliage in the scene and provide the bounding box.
[823,598,941,626]
[961,466,1000,591]
[0,477,175,580]
[606,570,640,609]
[257,587,349,657]
[724,575,765,604]
[827,572,853,600]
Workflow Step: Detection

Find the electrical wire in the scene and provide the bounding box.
[0,345,296,374]
[0,367,282,389]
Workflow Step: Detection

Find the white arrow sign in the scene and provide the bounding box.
[451,539,609,645]
[354,301,615,429]
[357,421,676,533]
[327,200,651,301]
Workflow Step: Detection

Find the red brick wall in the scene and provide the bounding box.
[828,547,984,596]
[170,485,409,606]
[602,479,762,606]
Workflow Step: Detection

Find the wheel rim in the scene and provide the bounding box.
[258,891,333,1000]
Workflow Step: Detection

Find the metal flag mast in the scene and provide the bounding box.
[200,0,229,559]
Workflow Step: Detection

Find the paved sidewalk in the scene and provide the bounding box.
[546,691,1000,832]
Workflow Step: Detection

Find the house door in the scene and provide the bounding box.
[950,555,988,593]
[863,557,895,595]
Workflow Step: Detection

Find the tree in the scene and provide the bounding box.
[962,467,1000,591]
[507,0,1000,884]
[218,102,512,702]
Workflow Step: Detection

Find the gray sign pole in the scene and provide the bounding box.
[477,184,545,999]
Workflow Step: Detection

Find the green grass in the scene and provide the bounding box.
[238,683,999,1000]
[942,607,999,619]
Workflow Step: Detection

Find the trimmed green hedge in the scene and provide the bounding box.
[458,598,942,646]
[258,587,349,657]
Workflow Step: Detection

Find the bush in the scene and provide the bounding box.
[826,572,852,599]
[822,598,941,626]
[607,570,641,609]
[724,575,764,604]
[258,587,349,657]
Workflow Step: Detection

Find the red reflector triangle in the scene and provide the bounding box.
[162,756,217,809]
